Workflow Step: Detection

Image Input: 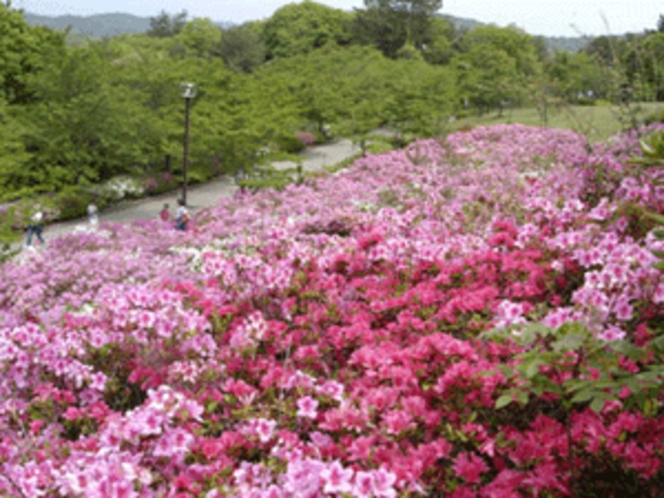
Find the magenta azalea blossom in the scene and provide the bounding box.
[1,124,664,496]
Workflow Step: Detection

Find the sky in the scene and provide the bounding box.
[13,0,664,37]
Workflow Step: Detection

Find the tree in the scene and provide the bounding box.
[421,17,456,65]
[640,33,664,100]
[454,44,521,115]
[175,18,221,57]
[262,1,353,59]
[454,25,542,114]
[382,58,456,140]
[192,68,300,179]
[22,46,165,191]
[459,25,541,78]
[0,97,32,200]
[545,51,608,103]
[215,25,266,73]
[147,10,187,38]
[657,14,664,33]
[0,4,65,104]
[352,0,443,58]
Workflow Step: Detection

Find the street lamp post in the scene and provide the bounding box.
[181,82,197,206]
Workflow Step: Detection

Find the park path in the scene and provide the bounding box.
[37,139,360,241]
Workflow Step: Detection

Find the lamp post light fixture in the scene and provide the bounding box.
[181,82,197,206]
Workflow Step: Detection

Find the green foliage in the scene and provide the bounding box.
[274,135,306,154]
[481,317,664,498]
[639,33,664,101]
[0,4,66,104]
[483,322,664,416]
[52,185,100,220]
[175,18,221,58]
[383,58,456,139]
[454,25,542,115]
[0,99,32,200]
[147,10,188,38]
[643,106,664,125]
[188,67,300,179]
[263,1,353,59]
[0,203,21,260]
[421,17,456,65]
[21,45,165,191]
[638,130,664,273]
[353,0,443,59]
[4,0,660,216]
[216,25,266,73]
[236,164,303,192]
[530,42,610,122]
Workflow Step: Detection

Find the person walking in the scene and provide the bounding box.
[87,203,99,226]
[174,199,189,231]
[26,208,45,246]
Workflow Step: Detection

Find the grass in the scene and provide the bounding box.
[450,102,664,143]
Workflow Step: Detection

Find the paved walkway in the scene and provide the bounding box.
[28,139,361,242]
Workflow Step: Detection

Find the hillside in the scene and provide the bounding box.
[23,11,234,38]
[22,10,589,51]
[1,124,663,495]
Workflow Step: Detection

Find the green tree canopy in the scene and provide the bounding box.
[0,4,65,104]
[147,10,188,38]
[175,18,221,57]
[215,25,266,73]
[263,1,353,59]
[352,0,443,58]
[0,97,32,199]
[459,25,541,78]
[21,45,165,191]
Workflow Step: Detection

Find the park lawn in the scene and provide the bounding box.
[452,102,664,142]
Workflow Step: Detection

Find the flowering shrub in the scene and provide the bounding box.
[1,124,663,497]
[142,172,179,197]
[296,132,317,147]
[102,175,145,200]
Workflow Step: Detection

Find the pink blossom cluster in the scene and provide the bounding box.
[0,123,663,496]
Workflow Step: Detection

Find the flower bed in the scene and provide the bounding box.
[0,124,663,497]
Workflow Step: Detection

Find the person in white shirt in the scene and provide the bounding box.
[26,209,45,246]
[175,199,189,231]
[87,203,99,226]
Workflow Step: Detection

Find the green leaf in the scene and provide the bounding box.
[552,331,587,351]
[495,395,514,409]
[644,398,658,418]
[571,388,596,404]
[610,341,644,361]
[516,391,529,405]
[590,397,606,413]
[524,359,543,379]
[646,212,664,225]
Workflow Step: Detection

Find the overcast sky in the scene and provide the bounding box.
[14,0,663,37]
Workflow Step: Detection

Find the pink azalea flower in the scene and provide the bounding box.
[255,418,277,443]
[321,460,353,494]
[452,452,488,484]
[296,396,319,419]
[372,468,397,498]
[354,471,375,498]
[599,325,626,342]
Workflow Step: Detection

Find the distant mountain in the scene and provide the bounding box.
[543,36,592,53]
[22,10,588,52]
[441,14,485,33]
[22,12,234,39]
[24,12,151,38]
[442,14,590,52]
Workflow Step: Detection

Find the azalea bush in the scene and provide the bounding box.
[1,124,664,497]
